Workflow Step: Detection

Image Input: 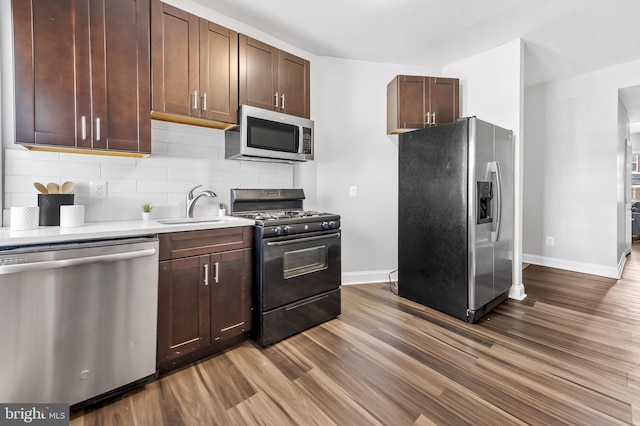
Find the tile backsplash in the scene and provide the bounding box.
[3,120,293,224]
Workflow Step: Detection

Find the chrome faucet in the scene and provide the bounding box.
[186,184,217,218]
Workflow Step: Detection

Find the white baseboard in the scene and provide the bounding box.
[345,255,624,290]
[522,254,621,279]
[343,269,529,301]
[617,251,627,279]
[342,270,396,285]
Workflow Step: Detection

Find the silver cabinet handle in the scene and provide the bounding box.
[203,263,209,286]
[202,92,207,112]
[281,94,285,110]
[192,90,198,110]
[213,261,219,284]
[432,112,436,125]
[425,112,431,125]
[0,248,157,275]
[96,118,100,141]
[274,92,279,108]
[81,116,86,140]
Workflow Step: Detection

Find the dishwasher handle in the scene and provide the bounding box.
[0,248,157,275]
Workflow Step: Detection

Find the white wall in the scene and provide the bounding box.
[310,57,439,284]
[443,40,525,298]
[523,59,640,278]
[443,40,523,131]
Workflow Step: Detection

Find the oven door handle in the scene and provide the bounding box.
[266,232,340,246]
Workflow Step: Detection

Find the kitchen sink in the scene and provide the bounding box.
[157,216,240,225]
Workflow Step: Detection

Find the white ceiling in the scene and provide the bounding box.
[196,0,640,87]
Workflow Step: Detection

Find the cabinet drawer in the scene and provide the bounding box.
[159,226,253,260]
[257,288,341,347]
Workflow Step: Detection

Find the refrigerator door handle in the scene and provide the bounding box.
[488,161,502,242]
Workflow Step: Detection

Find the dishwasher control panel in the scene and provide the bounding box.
[0,256,27,265]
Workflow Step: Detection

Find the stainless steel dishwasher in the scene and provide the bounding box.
[0,236,159,406]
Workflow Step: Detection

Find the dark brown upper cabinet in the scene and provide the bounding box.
[151,0,238,130]
[12,0,151,157]
[239,35,310,119]
[387,75,459,134]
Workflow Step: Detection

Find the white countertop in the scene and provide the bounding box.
[0,216,256,249]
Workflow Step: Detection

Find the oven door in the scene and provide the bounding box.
[261,230,341,311]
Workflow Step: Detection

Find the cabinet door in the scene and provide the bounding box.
[199,19,238,124]
[428,77,459,126]
[13,0,150,153]
[12,0,91,147]
[90,0,150,152]
[158,256,211,363]
[239,35,279,112]
[210,249,252,342]
[278,51,310,119]
[151,0,199,117]
[399,76,428,129]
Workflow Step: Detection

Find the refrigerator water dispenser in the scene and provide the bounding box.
[477,181,493,224]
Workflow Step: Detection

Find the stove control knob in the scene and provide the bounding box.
[321,221,329,229]
[274,227,283,235]
[283,226,293,233]
[328,221,336,228]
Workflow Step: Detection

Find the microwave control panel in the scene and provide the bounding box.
[302,127,313,154]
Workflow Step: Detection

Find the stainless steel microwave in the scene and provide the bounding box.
[225,105,314,163]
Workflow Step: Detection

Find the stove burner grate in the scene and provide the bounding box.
[236,210,331,221]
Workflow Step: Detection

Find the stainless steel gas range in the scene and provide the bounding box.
[231,189,341,346]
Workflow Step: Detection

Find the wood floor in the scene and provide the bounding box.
[72,251,640,425]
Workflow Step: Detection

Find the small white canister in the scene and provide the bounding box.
[60,205,85,228]
[10,206,40,231]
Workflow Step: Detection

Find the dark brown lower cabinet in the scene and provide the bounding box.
[157,227,252,373]
[210,250,252,342]
[158,255,211,362]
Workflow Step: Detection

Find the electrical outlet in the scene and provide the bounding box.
[349,186,358,197]
[91,180,108,199]
[545,236,555,246]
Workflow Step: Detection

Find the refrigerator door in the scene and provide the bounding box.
[493,125,514,295]
[468,118,495,313]
[468,118,513,317]
[398,119,470,321]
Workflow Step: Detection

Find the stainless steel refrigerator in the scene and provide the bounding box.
[398,117,513,322]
